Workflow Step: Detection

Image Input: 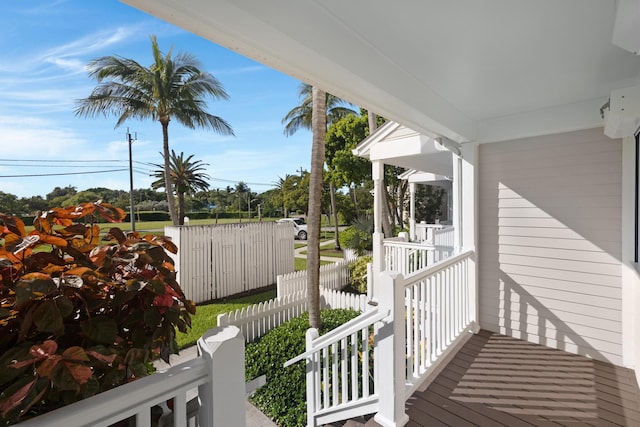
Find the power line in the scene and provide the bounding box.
[209,177,273,186]
[0,159,151,166]
[0,158,125,163]
[0,169,129,178]
[0,159,275,187]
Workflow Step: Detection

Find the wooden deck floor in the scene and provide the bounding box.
[404,330,640,427]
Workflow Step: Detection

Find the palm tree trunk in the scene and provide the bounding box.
[161,121,179,226]
[178,192,185,226]
[330,182,340,250]
[307,87,326,329]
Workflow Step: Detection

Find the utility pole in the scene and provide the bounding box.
[298,166,304,177]
[127,129,137,232]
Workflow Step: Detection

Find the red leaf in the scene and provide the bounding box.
[29,340,58,360]
[0,214,26,238]
[86,350,117,365]
[152,294,175,308]
[36,355,62,377]
[31,232,68,247]
[0,379,35,417]
[62,346,90,362]
[64,361,92,385]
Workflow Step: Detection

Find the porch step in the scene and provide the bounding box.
[323,415,381,427]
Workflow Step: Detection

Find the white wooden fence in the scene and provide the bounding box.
[218,288,368,343]
[165,222,294,303]
[277,260,351,297]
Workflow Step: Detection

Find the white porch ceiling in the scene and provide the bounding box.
[122,0,640,144]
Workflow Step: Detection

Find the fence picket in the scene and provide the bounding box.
[166,223,294,303]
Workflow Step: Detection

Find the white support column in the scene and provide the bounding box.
[409,182,416,241]
[460,143,477,252]
[372,160,385,280]
[460,142,479,333]
[197,325,246,427]
[452,153,462,253]
[374,271,409,427]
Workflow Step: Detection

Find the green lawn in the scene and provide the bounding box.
[24,217,279,234]
[298,241,344,258]
[294,257,334,270]
[176,288,277,349]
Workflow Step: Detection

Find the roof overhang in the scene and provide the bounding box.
[121,0,640,143]
[398,170,451,187]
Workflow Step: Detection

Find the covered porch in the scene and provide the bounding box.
[332,329,640,427]
[352,121,464,278]
[64,1,640,426]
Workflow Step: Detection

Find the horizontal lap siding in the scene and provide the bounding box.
[478,128,623,365]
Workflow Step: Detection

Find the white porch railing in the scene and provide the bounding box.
[287,250,477,427]
[414,223,454,246]
[383,238,455,276]
[284,307,388,427]
[16,326,247,427]
[402,250,476,396]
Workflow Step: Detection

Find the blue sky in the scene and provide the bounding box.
[0,0,315,199]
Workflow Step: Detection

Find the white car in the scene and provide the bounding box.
[276,217,308,240]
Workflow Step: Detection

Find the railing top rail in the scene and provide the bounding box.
[284,307,388,367]
[16,357,209,426]
[383,240,453,250]
[403,249,474,283]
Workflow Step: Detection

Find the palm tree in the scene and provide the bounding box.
[282,84,355,328]
[75,35,234,226]
[151,150,211,225]
[282,83,356,248]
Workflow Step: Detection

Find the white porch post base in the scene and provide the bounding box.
[197,325,246,427]
[374,271,409,427]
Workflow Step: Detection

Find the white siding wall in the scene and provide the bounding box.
[478,128,623,364]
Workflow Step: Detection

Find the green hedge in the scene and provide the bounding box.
[245,309,360,427]
[124,211,171,222]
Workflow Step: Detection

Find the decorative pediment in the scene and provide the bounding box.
[353,121,458,176]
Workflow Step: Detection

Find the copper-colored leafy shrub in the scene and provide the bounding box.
[0,202,195,425]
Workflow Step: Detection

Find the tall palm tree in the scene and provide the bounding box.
[282,83,357,248]
[151,150,211,225]
[282,83,355,328]
[75,35,234,226]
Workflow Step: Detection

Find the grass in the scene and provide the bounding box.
[23,217,279,234]
[176,288,277,349]
[294,257,333,271]
[298,241,344,258]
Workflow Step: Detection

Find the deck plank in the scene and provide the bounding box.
[402,330,640,426]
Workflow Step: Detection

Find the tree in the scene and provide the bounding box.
[21,195,48,214]
[306,87,327,328]
[151,150,211,225]
[282,85,355,328]
[75,35,234,226]
[0,191,23,215]
[282,83,357,248]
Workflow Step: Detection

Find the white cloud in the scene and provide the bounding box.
[0,116,85,156]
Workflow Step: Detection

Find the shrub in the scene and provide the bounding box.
[245,309,360,427]
[348,256,372,294]
[0,202,195,425]
[338,217,373,256]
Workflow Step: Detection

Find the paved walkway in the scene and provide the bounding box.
[294,239,346,262]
